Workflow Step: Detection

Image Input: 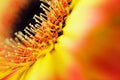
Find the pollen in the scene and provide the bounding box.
[0,0,71,79]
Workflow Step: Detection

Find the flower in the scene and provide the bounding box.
[0,0,120,80]
[0,0,82,80]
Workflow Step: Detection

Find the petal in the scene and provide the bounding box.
[53,42,83,80]
[63,0,120,79]
[23,53,55,80]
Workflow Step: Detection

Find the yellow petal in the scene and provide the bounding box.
[23,53,55,80]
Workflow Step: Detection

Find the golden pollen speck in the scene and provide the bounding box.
[0,0,71,79]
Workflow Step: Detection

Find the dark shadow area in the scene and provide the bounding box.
[12,0,44,37]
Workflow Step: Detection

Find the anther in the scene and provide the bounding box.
[33,14,42,24]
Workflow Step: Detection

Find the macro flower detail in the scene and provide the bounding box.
[0,0,120,80]
[0,0,72,79]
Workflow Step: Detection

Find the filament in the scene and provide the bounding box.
[0,0,71,79]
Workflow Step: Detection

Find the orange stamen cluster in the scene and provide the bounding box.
[0,0,71,69]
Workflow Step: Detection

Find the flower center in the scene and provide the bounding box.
[0,0,71,66]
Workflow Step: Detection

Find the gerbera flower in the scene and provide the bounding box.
[0,0,81,80]
[0,0,120,80]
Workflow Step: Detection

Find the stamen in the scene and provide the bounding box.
[33,14,42,24]
[0,0,72,78]
[24,27,34,37]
